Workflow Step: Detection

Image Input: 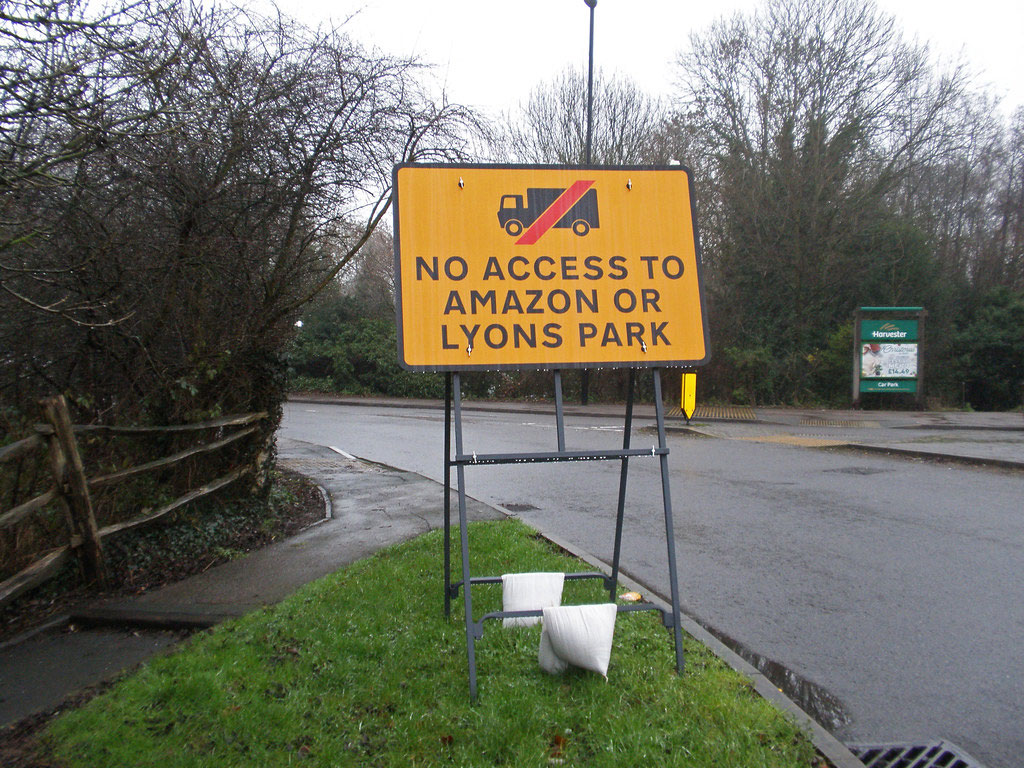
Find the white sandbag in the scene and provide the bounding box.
[537,625,569,674]
[501,572,564,628]
[538,603,618,678]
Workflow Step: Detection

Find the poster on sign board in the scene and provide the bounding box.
[860,343,918,379]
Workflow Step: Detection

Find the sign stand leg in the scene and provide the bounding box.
[608,369,635,600]
[452,373,479,699]
[444,373,452,618]
[654,369,686,674]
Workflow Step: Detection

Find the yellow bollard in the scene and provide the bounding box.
[681,372,696,422]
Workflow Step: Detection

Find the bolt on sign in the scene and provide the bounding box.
[392,164,710,371]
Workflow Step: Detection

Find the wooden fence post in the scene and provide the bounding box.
[40,396,107,586]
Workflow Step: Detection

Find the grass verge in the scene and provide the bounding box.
[43,519,821,767]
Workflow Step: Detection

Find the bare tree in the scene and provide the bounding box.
[1,0,478,434]
[501,67,668,164]
[340,229,397,319]
[904,99,1024,292]
[990,109,1024,290]
[0,0,182,323]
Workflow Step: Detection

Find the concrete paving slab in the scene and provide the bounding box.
[0,626,183,728]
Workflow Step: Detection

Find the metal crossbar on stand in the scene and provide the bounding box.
[443,368,686,700]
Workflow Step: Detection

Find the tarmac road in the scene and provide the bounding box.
[281,399,1024,768]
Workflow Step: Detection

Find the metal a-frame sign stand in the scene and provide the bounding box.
[392,163,709,700]
[442,367,686,700]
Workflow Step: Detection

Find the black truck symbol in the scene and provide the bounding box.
[497,187,600,237]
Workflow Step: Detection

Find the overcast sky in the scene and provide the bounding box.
[269,0,1023,119]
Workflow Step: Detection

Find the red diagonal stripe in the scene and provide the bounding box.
[515,180,595,245]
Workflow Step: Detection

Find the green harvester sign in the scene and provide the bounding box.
[852,307,926,408]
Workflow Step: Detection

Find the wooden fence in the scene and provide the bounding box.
[0,396,267,608]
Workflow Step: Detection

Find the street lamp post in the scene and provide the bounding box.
[584,0,596,165]
[581,0,596,406]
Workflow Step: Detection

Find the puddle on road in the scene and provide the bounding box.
[707,626,851,731]
[500,501,539,513]
[824,466,892,475]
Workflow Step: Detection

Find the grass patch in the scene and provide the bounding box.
[43,519,819,767]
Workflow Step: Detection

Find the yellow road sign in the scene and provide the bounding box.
[393,164,709,371]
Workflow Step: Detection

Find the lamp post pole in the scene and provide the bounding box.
[584,0,596,165]
[581,0,596,406]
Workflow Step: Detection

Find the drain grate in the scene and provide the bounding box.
[668,405,757,421]
[851,741,986,768]
[801,418,881,428]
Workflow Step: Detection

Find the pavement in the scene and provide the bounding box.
[1,399,1021,766]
